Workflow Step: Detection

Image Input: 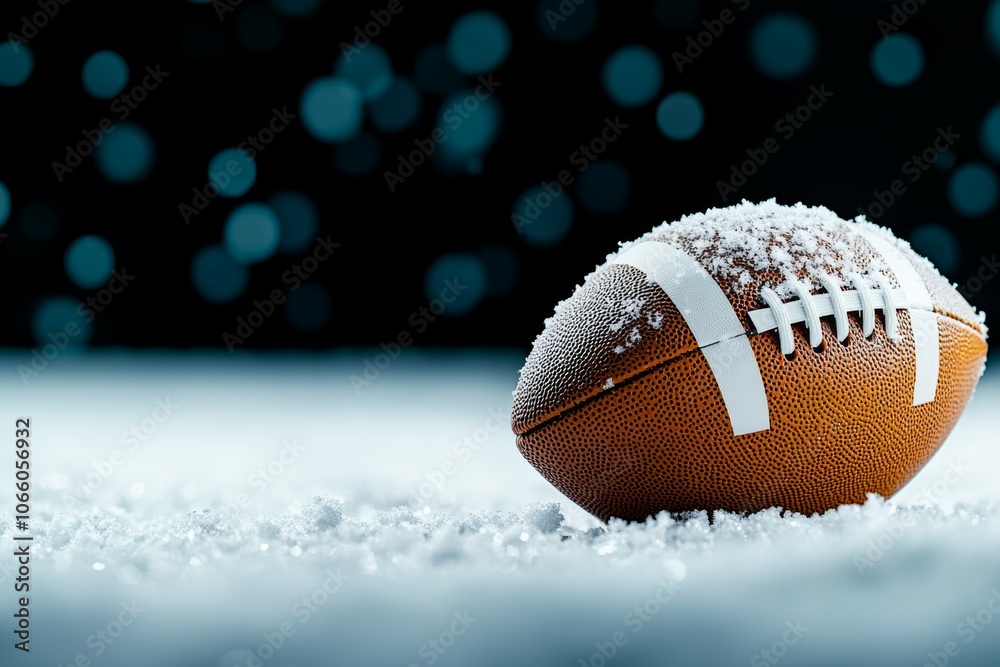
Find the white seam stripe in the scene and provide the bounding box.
[612,242,770,435]
[860,230,939,405]
[909,310,940,404]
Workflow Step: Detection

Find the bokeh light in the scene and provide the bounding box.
[909,224,960,275]
[0,181,10,227]
[33,297,91,349]
[576,161,632,214]
[285,283,332,331]
[95,123,155,183]
[65,235,115,289]
[335,43,393,101]
[438,92,501,161]
[536,0,599,41]
[334,131,381,175]
[447,11,511,75]
[269,0,323,18]
[871,33,924,87]
[301,77,364,143]
[656,91,703,141]
[934,150,957,172]
[191,246,249,303]
[208,148,257,198]
[0,42,34,87]
[370,78,422,133]
[19,201,60,241]
[602,46,662,107]
[415,45,465,93]
[988,0,1000,57]
[424,253,488,316]
[225,204,281,263]
[268,191,319,253]
[236,5,285,54]
[980,104,1000,163]
[654,0,699,32]
[948,162,998,218]
[82,50,129,99]
[512,185,573,246]
[750,13,817,79]
[477,244,519,296]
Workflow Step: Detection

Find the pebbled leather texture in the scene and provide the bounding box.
[516,314,986,522]
[511,206,988,522]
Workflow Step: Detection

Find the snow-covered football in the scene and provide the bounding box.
[512,200,988,522]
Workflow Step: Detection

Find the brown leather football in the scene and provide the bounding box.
[512,200,988,522]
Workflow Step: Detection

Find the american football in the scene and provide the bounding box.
[512,199,988,522]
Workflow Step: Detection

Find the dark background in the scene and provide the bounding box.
[1,0,996,353]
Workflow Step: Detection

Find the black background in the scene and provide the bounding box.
[1,0,996,354]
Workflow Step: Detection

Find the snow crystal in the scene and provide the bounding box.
[538,200,987,348]
[3,352,995,667]
[300,496,345,530]
[618,198,889,297]
[522,503,564,534]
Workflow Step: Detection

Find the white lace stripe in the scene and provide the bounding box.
[819,275,849,342]
[749,287,910,338]
[759,287,795,356]
[873,274,900,341]
[849,272,877,337]
[790,281,823,349]
[612,242,770,435]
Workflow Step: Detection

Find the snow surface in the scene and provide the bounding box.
[2,350,999,667]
